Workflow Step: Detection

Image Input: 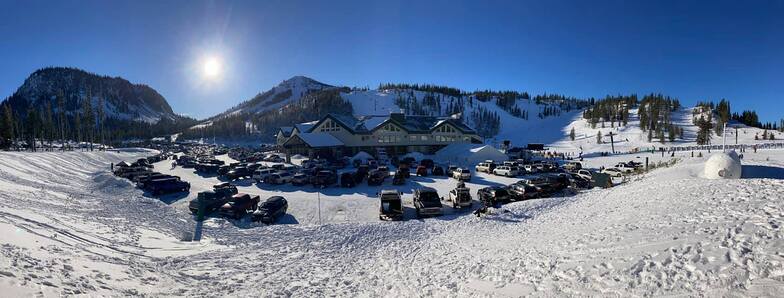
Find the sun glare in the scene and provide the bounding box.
[203,56,221,78]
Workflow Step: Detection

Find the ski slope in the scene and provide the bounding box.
[1,149,783,296]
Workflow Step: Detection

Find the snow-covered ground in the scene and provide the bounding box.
[1,148,783,296]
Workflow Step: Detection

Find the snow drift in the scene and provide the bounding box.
[704,150,742,179]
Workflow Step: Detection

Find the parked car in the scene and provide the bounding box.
[569,173,593,189]
[252,196,288,224]
[507,182,540,201]
[146,178,190,196]
[477,186,511,205]
[313,170,338,187]
[575,169,593,181]
[378,190,403,221]
[226,167,253,180]
[447,186,472,208]
[398,163,411,178]
[613,163,636,173]
[213,182,238,196]
[292,173,311,186]
[523,164,538,173]
[493,165,519,177]
[253,168,276,183]
[195,163,220,174]
[135,173,173,188]
[367,170,386,186]
[217,165,232,176]
[563,161,583,171]
[415,165,428,176]
[268,172,293,185]
[432,166,445,176]
[219,193,260,219]
[452,168,471,181]
[189,190,231,215]
[446,165,459,177]
[601,168,625,177]
[475,161,496,173]
[376,166,390,178]
[340,172,357,188]
[413,188,443,218]
[392,170,406,185]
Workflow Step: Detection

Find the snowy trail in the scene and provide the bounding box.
[0,150,783,296]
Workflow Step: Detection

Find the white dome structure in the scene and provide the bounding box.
[704,150,742,179]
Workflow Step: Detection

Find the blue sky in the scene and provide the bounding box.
[1,0,782,121]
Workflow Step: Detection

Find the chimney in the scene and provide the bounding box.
[390,112,405,123]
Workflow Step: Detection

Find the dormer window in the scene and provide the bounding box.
[383,123,401,132]
[319,120,340,132]
[436,124,456,133]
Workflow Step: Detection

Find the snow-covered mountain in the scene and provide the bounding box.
[211,76,333,119]
[4,67,180,123]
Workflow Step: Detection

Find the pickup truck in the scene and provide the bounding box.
[379,190,403,221]
[219,193,260,219]
[189,190,231,215]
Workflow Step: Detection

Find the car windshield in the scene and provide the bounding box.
[418,191,439,202]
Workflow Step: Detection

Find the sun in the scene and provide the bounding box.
[203,56,221,78]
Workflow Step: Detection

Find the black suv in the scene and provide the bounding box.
[477,186,511,205]
[145,177,190,196]
[313,170,337,188]
[413,188,443,218]
[252,196,288,224]
[226,167,252,180]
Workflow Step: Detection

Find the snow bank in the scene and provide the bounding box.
[703,150,742,179]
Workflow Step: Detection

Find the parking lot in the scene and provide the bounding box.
[150,153,562,225]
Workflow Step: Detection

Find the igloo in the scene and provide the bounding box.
[703,150,742,179]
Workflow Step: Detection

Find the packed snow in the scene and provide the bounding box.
[1,146,783,296]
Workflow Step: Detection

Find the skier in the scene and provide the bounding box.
[171,161,177,169]
[110,162,114,171]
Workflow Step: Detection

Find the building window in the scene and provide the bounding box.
[409,135,417,141]
[383,124,401,132]
[436,125,456,133]
[361,136,370,141]
[319,120,340,132]
[379,135,402,143]
[421,135,428,141]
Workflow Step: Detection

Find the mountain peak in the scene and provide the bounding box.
[280,75,331,88]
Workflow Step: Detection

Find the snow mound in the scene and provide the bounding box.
[351,151,374,162]
[704,151,742,179]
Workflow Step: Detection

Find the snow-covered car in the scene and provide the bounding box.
[268,172,293,185]
[379,190,403,221]
[493,166,519,177]
[601,168,625,177]
[252,196,288,224]
[447,187,472,208]
[253,168,275,183]
[413,188,443,218]
[452,168,471,181]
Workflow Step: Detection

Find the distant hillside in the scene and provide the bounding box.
[183,76,589,143]
[0,67,196,147]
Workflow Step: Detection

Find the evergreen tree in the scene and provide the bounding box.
[570,127,576,141]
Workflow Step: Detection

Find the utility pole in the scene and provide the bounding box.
[317,191,322,225]
[609,132,615,154]
[722,122,727,152]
